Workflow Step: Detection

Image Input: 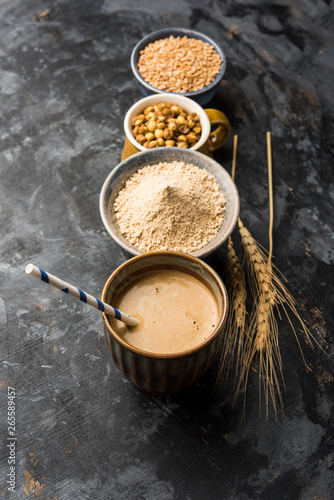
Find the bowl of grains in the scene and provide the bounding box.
[131,28,226,106]
[99,148,239,260]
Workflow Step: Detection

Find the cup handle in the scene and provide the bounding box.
[204,109,231,152]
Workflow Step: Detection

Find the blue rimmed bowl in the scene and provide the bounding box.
[130,28,227,106]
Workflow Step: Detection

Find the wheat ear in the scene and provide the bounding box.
[235,132,320,419]
[215,135,247,396]
[235,218,284,418]
[236,217,321,417]
[234,133,284,418]
[216,235,247,395]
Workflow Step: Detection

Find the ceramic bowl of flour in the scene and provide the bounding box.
[99,148,239,259]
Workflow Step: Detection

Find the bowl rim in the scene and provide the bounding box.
[123,93,211,152]
[99,147,240,259]
[101,250,229,359]
[130,27,227,97]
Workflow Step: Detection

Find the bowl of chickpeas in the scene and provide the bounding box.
[122,94,231,161]
[131,28,226,106]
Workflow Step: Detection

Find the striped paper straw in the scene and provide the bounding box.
[25,263,138,327]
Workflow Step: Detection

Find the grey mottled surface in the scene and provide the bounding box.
[0,0,333,499]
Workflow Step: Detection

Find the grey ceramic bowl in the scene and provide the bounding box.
[131,28,226,106]
[99,148,239,259]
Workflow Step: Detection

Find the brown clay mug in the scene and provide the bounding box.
[101,251,228,395]
[121,94,231,161]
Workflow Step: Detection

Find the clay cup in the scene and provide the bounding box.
[101,251,228,395]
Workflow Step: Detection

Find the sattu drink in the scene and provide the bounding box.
[110,268,219,355]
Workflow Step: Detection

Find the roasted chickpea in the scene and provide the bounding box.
[170,105,181,115]
[138,124,148,135]
[131,102,200,150]
[162,107,172,116]
[145,132,155,141]
[144,106,154,115]
[168,120,178,132]
[163,128,174,140]
[176,115,186,125]
[177,134,188,142]
[136,134,146,145]
[147,120,157,132]
[133,117,144,127]
[190,112,200,122]
[131,115,140,126]
[157,121,166,130]
[186,132,198,143]
[154,129,164,139]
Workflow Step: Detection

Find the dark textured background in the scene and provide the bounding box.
[0,0,333,498]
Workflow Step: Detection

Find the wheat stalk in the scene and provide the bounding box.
[236,218,284,418]
[236,217,321,418]
[234,132,320,419]
[216,133,321,419]
[215,136,247,396]
[216,235,247,395]
[233,132,284,418]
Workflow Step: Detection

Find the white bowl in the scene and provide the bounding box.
[124,94,211,153]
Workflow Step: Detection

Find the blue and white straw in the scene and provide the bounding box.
[25,263,138,327]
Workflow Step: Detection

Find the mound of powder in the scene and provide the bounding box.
[113,161,226,253]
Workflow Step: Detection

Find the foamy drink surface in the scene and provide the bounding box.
[110,268,219,355]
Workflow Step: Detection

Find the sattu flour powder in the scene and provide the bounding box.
[113,161,225,253]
